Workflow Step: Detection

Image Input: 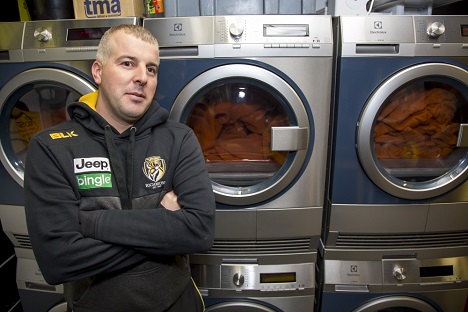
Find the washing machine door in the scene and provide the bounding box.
[353,295,439,312]
[357,63,468,199]
[48,302,68,312]
[206,301,280,312]
[0,67,96,186]
[170,64,309,205]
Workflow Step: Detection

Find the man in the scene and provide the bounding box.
[24,24,216,312]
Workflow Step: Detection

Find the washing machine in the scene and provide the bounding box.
[0,17,140,312]
[317,15,468,311]
[322,13,468,254]
[143,15,333,311]
[318,251,468,311]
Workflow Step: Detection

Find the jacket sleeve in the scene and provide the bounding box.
[79,129,216,256]
[24,135,145,285]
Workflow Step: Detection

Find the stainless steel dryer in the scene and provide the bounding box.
[0,17,140,312]
[143,15,333,311]
[317,15,468,312]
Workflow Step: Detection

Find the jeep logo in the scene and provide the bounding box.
[74,157,110,174]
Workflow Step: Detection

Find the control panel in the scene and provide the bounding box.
[194,262,314,291]
[325,256,468,286]
[21,17,139,61]
[414,16,468,43]
[214,15,333,57]
[215,15,332,45]
[382,256,468,284]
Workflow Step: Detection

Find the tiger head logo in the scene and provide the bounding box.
[143,156,166,182]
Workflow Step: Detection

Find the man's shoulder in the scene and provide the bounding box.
[158,119,192,133]
[31,120,87,145]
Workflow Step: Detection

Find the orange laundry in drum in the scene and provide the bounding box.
[374,87,461,159]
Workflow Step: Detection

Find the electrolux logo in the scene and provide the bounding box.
[170,23,186,37]
[83,0,122,18]
[370,20,386,34]
[347,264,360,277]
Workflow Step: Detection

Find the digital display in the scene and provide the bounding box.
[67,27,110,41]
[260,272,296,283]
[461,25,468,37]
[263,24,309,37]
[420,265,453,277]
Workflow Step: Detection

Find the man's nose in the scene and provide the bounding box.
[135,65,148,85]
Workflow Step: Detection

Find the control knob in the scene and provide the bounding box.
[34,27,52,42]
[393,265,406,281]
[232,272,245,287]
[229,22,244,39]
[426,22,445,38]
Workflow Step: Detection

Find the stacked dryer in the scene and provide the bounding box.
[144,14,334,311]
[317,15,468,311]
[0,17,140,312]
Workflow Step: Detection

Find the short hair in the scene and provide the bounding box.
[96,24,159,64]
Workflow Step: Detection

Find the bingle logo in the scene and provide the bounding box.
[83,0,122,18]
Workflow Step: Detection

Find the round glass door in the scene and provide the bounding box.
[353,295,438,312]
[0,68,96,186]
[170,64,310,206]
[206,301,279,312]
[357,63,468,200]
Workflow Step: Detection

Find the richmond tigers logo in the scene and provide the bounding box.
[143,156,166,182]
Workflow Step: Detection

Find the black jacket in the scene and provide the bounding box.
[24,91,216,311]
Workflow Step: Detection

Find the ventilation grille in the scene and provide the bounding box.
[335,232,468,249]
[13,234,31,249]
[207,238,312,254]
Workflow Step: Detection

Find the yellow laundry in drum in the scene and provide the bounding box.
[11,105,43,145]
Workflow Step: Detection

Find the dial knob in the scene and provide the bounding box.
[34,27,52,42]
[393,265,406,281]
[426,22,445,38]
[229,22,244,38]
[232,272,244,287]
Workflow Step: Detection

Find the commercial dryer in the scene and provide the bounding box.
[317,15,468,312]
[144,15,334,311]
[0,17,140,312]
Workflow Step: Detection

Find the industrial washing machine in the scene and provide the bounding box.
[0,17,140,312]
[319,253,468,311]
[143,15,333,311]
[317,15,468,311]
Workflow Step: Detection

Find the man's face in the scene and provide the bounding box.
[92,30,160,132]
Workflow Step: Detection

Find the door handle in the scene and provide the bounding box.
[271,126,309,151]
[457,124,468,147]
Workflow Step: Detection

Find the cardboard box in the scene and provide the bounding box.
[73,0,145,18]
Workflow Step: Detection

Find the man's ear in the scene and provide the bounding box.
[91,61,102,85]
